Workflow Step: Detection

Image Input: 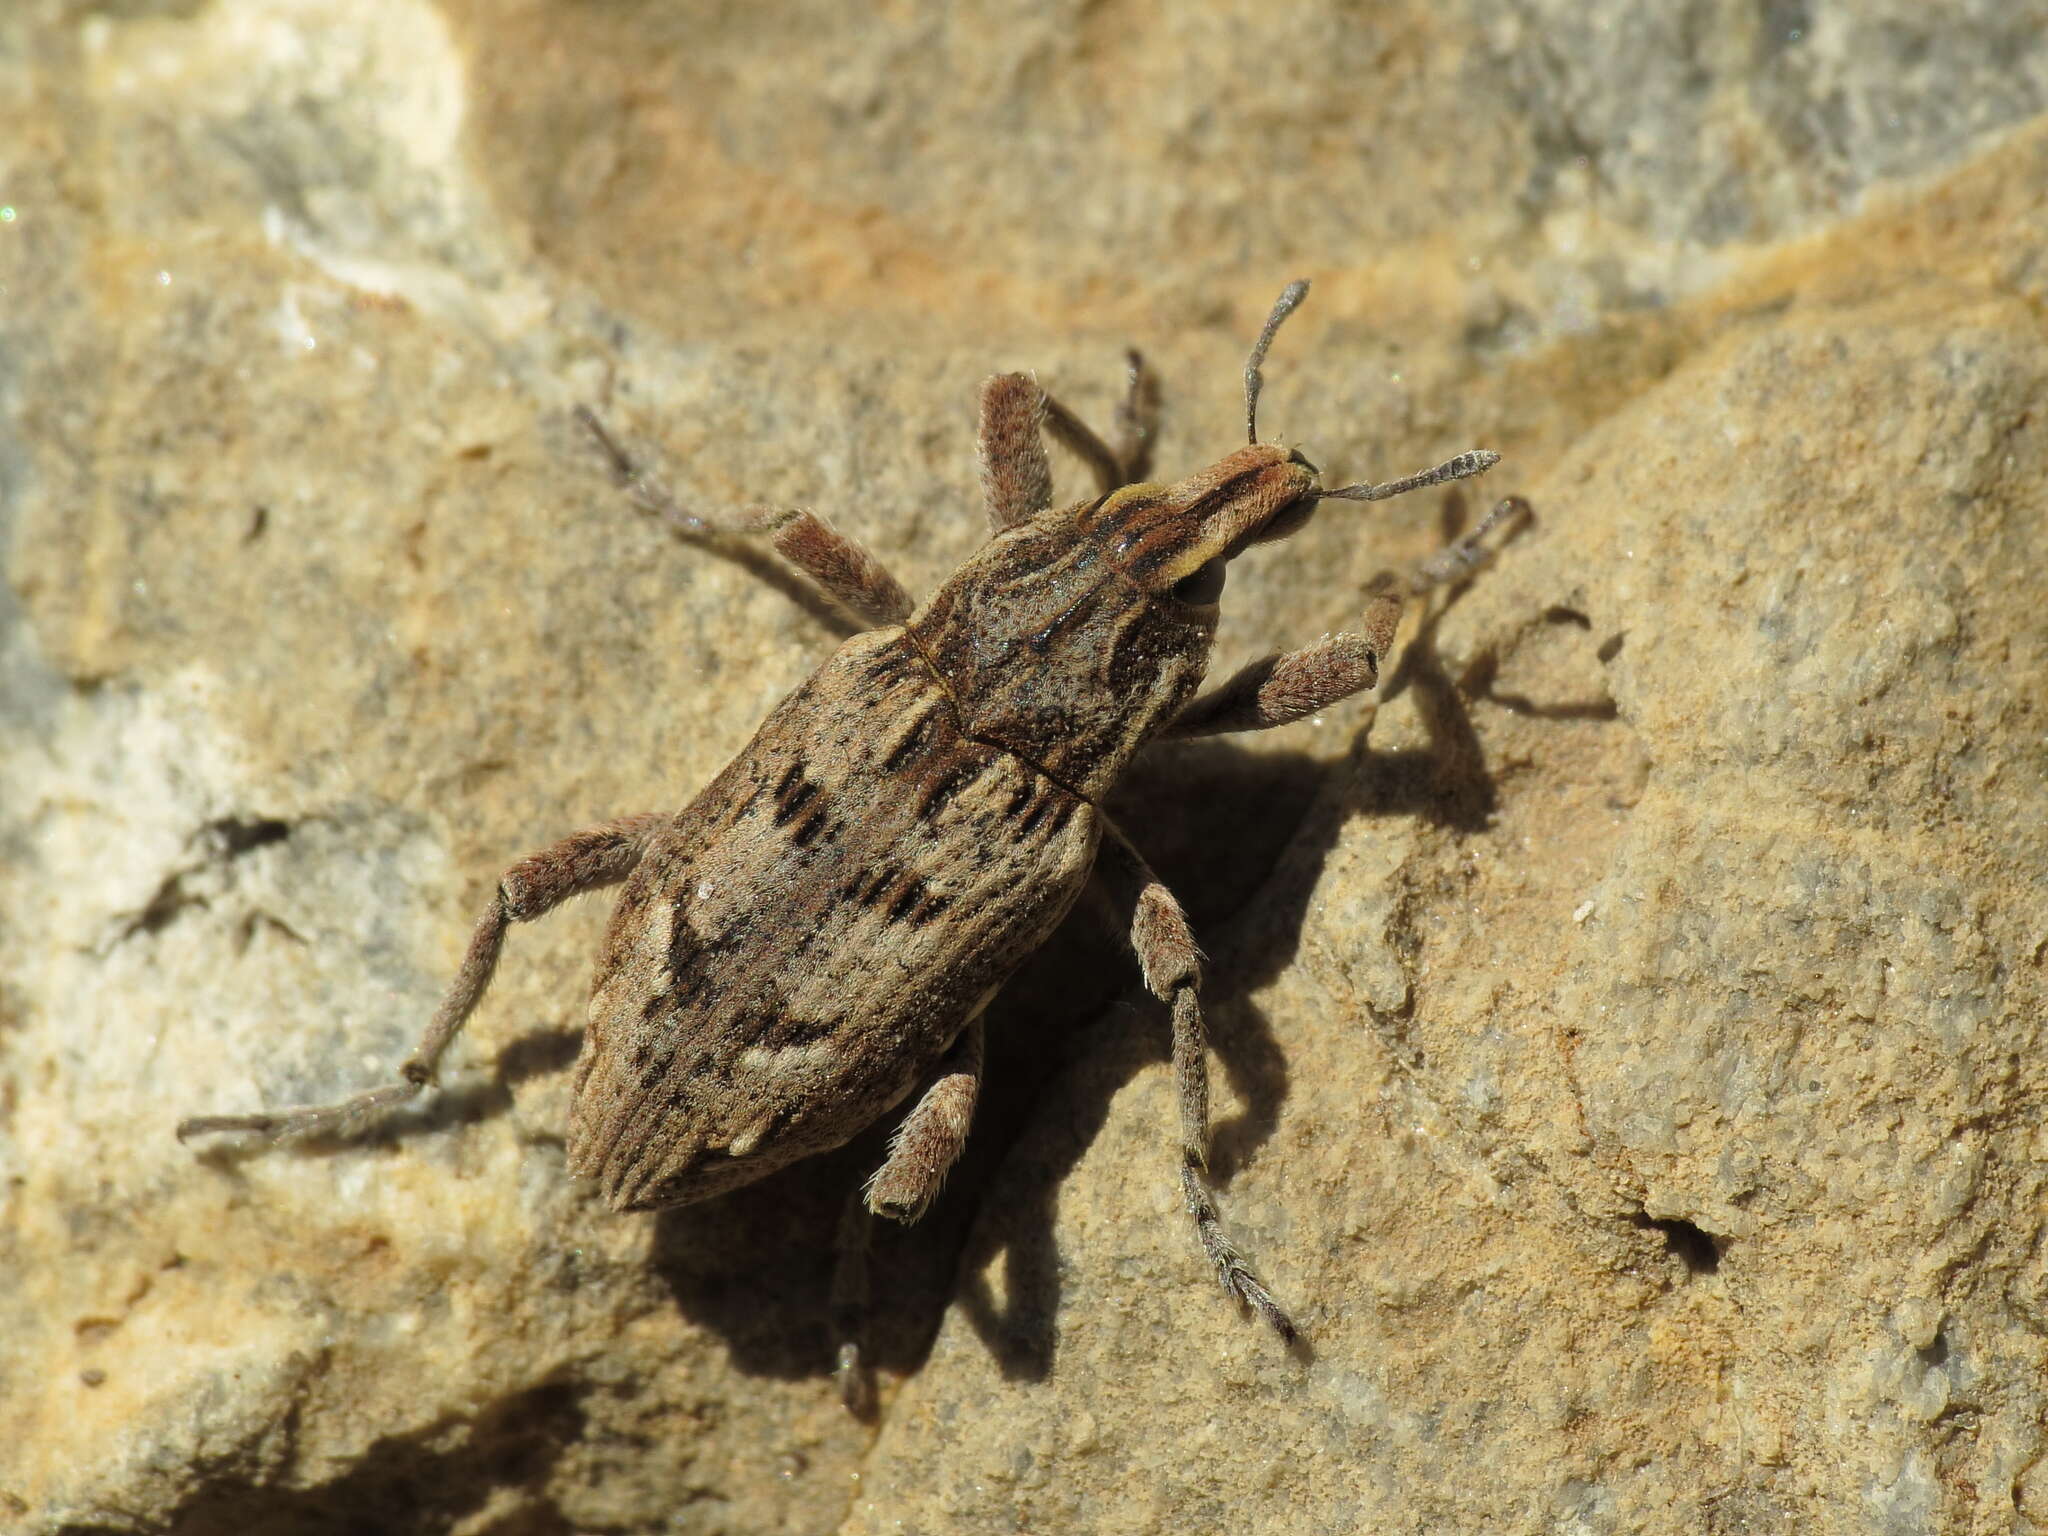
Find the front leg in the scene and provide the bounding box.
[1167,495,1532,738]
[977,359,1157,532]
[578,407,914,628]
[1168,592,1404,739]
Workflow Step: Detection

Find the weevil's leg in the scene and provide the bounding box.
[176,814,668,1143]
[1113,348,1160,483]
[1396,494,1533,596]
[1096,821,1296,1343]
[577,406,913,627]
[832,1188,878,1416]
[977,373,1056,531]
[979,360,1152,533]
[865,1016,985,1223]
[831,1016,984,1413]
[1040,391,1127,496]
[1167,591,1406,739]
[1168,497,1533,739]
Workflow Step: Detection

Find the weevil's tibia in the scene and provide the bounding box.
[864,1017,986,1223]
[1166,591,1405,739]
[175,814,667,1144]
[978,358,1158,533]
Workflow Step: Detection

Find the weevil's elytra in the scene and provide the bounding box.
[178,281,1518,1406]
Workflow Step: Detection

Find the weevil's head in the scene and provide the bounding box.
[906,441,1326,800]
[906,280,1498,800]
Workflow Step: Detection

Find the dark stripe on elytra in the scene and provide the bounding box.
[887,878,929,923]
[1018,796,1053,837]
[790,809,831,847]
[772,774,818,826]
[917,761,982,820]
[882,709,937,771]
[762,1016,835,1049]
[908,892,953,927]
[847,866,900,907]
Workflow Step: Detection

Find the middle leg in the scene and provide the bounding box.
[1095,820,1295,1342]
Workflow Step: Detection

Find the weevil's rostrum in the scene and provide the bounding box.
[179,281,1517,1404]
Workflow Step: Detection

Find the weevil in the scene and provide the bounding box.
[179,281,1517,1402]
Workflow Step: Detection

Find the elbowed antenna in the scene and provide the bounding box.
[1244,279,1311,445]
[1320,449,1500,502]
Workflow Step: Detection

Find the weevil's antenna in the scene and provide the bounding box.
[1244,279,1310,444]
[1320,449,1501,502]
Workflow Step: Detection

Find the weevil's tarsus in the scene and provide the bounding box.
[575,405,710,534]
[175,814,666,1145]
[1041,391,1128,496]
[578,404,912,626]
[1321,448,1501,503]
[1244,278,1311,444]
[1400,493,1534,594]
[832,1189,878,1418]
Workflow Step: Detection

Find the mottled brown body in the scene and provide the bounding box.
[178,282,1516,1408]
[572,627,1098,1209]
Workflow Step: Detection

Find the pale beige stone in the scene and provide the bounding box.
[3,1,2046,1532]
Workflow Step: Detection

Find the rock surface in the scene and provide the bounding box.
[3,2,2045,1533]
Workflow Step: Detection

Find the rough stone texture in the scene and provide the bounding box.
[3,2,2045,1533]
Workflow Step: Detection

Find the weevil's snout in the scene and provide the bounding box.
[1079,443,1321,602]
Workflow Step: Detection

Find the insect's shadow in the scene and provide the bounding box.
[643,591,1506,1395]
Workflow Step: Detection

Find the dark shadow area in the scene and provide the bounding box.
[642,546,1520,1395]
[114,1379,588,1536]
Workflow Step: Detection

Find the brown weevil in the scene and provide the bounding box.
[179,281,1516,1405]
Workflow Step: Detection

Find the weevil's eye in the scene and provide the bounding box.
[1171,558,1227,605]
[1286,448,1319,474]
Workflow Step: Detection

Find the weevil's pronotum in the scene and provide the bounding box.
[180,281,1520,1401]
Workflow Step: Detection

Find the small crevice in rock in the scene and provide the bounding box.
[205,816,292,857]
[107,815,294,948]
[1634,1212,1724,1275]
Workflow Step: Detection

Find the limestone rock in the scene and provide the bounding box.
[3,1,2045,1532]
